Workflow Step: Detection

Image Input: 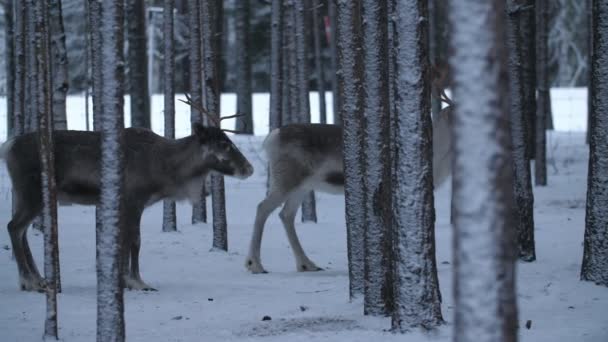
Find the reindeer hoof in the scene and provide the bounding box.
[19,276,47,292]
[123,276,157,291]
[245,258,268,274]
[297,262,323,272]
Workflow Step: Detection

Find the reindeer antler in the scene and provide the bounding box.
[431,63,454,108]
[179,93,247,134]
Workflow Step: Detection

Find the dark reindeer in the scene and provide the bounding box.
[1,100,253,292]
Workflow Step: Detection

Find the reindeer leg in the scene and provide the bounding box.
[245,191,285,273]
[122,208,156,291]
[279,192,323,272]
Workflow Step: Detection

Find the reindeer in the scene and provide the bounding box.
[1,98,253,292]
[246,67,453,274]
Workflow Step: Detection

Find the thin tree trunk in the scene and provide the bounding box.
[126,0,151,129]
[5,0,15,138]
[428,0,443,119]
[49,0,69,130]
[13,0,25,137]
[449,0,519,341]
[336,0,365,300]
[84,0,91,131]
[25,0,37,134]
[328,0,341,125]
[88,0,103,131]
[201,0,228,251]
[587,0,592,145]
[390,0,443,331]
[162,0,177,232]
[312,0,327,124]
[360,0,391,316]
[581,0,608,287]
[293,0,318,223]
[33,0,60,338]
[269,0,282,131]
[189,0,207,224]
[520,0,535,160]
[508,0,536,262]
[235,0,253,134]
[281,2,292,126]
[535,0,548,185]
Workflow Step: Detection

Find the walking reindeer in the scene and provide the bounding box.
[1,98,253,291]
[246,68,454,274]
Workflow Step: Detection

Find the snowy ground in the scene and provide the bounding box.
[0,90,607,341]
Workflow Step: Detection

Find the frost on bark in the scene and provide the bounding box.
[535,0,550,185]
[293,0,317,223]
[234,0,253,134]
[312,0,327,124]
[269,0,282,131]
[25,0,38,133]
[508,0,536,262]
[336,0,365,300]
[519,0,535,160]
[13,0,26,138]
[96,0,126,340]
[126,0,151,129]
[281,2,293,126]
[88,0,103,131]
[162,0,177,232]
[360,0,391,316]
[581,0,608,288]
[201,0,228,251]
[189,0,207,224]
[448,0,519,341]
[5,0,15,137]
[390,0,443,331]
[33,0,60,338]
[49,0,69,130]
[328,0,341,125]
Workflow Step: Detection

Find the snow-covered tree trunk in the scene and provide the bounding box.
[536,0,549,185]
[286,1,297,126]
[201,0,228,251]
[126,0,151,129]
[293,0,318,223]
[88,0,103,131]
[389,0,443,330]
[5,0,15,138]
[234,0,253,134]
[33,0,60,338]
[448,0,519,341]
[281,2,292,126]
[336,0,365,300]
[360,0,391,316]
[13,0,26,137]
[269,0,282,131]
[508,0,536,262]
[520,0,535,160]
[189,0,207,224]
[328,0,341,125]
[96,0,126,340]
[312,0,327,124]
[581,0,608,288]
[587,0,592,145]
[49,0,69,130]
[162,0,177,233]
[25,0,38,133]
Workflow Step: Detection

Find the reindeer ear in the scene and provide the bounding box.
[193,123,206,139]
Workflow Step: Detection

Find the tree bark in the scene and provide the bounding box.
[13,0,26,138]
[88,0,103,131]
[587,0,592,145]
[448,0,519,341]
[5,0,15,138]
[520,0,535,160]
[126,0,151,129]
[312,0,327,124]
[328,0,341,125]
[581,0,608,287]
[162,0,177,232]
[336,0,365,300]
[281,2,293,126]
[535,0,549,185]
[269,0,282,131]
[25,0,38,134]
[508,0,536,262]
[49,0,69,130]
[234,0,253,134]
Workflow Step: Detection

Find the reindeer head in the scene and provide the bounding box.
[192,123,254,180]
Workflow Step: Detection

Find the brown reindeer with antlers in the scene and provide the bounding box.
[0,98,253,292]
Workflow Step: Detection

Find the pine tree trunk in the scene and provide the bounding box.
[508,0,536,262]
[33,0,60,338]
[49,0,69,130]
[449,0,518,341]
[269,0,282,131]
[587,0,593,145]
[13,0,25,137]
[201,0,228,251]
[360,0,391,316]
[390,0,443,330]
[235,0,253,134]
[328,0,341,125]
[520,0,535,160]
[88,0,103,131]
[581,0,608,287]
[312,0,327,124]
[96,0,127,340]
[189,0,207,224]
[281,2,292,126]
[126,0,151,129]
[5,0,15,138]
[535,0,549,185]
[294,0,317,223]
[162,0,177,233]
[336,0,365,300]
[25,0,38,134]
